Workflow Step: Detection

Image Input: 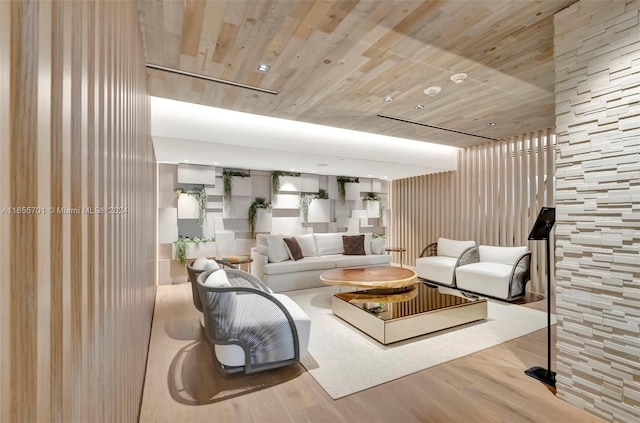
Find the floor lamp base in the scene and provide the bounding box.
[525,366,556,388]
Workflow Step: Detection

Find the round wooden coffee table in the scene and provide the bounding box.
[320,266,417,290]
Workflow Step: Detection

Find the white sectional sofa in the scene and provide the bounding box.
[251,233,390,292]
[455,245,531,301]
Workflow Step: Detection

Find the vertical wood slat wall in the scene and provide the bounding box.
[0,1,156,422]
[391,131,556,294]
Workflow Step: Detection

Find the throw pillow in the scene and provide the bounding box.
[294,234,317,257]
[192,257,210,270]
[283,237,304,261]
[313,233,343,255]
[342,235,365,255]
[203,269,231,288]
[266,234,290,263]
[203,259,220,271]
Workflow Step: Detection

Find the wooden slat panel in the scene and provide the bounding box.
[0,1,156,422]
[391,130,555,294]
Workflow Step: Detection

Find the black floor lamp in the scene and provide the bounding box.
[525,207,556,388]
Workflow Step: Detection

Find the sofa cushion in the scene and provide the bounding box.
[334,254,391,268]
[342,235,365,255]
[313,233,343,256]
[294,234,317,257]
[266,234,290,263]
[283,237,304,261]
[437,238,476,258]
[456,262,513,299]
[415,256,457,285]
[479,245,527,266]
[263,257,336,275]
[256,234,268,247]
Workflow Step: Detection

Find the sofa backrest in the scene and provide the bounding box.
[479,245,528,266]
[437,238,476,258]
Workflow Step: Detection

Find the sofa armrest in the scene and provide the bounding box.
[250,248,268,282]
[458,246,479,266]
[419,242,437,258]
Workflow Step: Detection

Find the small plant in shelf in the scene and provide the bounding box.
[175,187,208,228]
[362,192,385,219]
[173,236,216,265]
[271,170,301,199]
[248,197,271,238]
[222,169,250,203]
[300,189,329,224]
[336,176,359,204]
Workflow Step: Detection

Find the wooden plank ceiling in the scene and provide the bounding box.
[138,0,575,148]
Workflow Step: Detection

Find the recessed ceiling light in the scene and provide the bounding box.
[257,64,270,72]
[290,168,295,171]
[311,170,317,173]
[383,176,389,179]
[487,122,497,127]
[367,175,373,177]
[213,161,219,165]
[423,86,442,96]
[450,73,468,83]
[183,159,190,162]
[383,97,394,102]
[414,104,425,110]
[317,163,329,167]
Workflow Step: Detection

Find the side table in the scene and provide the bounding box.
[385,247,407,268]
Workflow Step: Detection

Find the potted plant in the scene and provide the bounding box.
[300,189,330,224]
[173,236,216,265]
[222,170,250,202]
[271,170,301,200]
[337,176,359,203]
[248,197,271,237]
[175,187,208,228]
[362,192,385,219]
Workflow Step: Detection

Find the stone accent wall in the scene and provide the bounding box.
[554,1,640,422]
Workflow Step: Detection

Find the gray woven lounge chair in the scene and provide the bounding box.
[196,269,310,374]
[186,259,238,313]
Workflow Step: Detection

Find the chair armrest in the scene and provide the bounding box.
[458,246,480,266]
[507,252,531,300]
[419,242,438,258]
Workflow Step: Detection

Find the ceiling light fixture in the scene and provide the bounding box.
[383,97,394,103]
[257,64,270,72]
[423,86,442,97]
[414,104,425,110]
[487,122,497,127]
[450,73,468,84]
[183,159,190,162]
[312,170,317,173]
[317,163,328,167]
[213,161,219,165]
[290,168,295,171]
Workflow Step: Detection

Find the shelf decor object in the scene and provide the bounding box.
[248,197,271,237]
[337,176,359,204]
[525,207,556,388]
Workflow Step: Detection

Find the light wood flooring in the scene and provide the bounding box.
[139,283,605,423]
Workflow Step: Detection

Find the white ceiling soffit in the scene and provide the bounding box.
[151,97,459,180]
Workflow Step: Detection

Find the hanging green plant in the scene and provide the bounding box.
[175,187,208,228]
[222,170,250,203]
[300,189,330,224]
[173,236,216,265]
[336,176,359,204]
[362,192,385,219]
[248,197,271,238]
[271,171,301,199]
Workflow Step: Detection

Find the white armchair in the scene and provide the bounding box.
[415,238,477,286]
[455,245,531,301]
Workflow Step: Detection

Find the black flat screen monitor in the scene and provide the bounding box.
[528,207,556,240]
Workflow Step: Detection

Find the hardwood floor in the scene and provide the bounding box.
[139,284,604,423]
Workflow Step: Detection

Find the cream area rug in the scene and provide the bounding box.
[285,286,556,399]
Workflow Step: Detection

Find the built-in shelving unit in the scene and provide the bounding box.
[157,164,389,284]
